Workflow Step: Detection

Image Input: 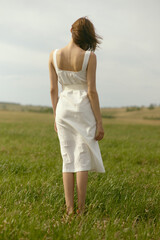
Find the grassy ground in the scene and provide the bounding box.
[0,110,160,240]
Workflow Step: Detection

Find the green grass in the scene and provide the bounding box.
[0,111,160,240]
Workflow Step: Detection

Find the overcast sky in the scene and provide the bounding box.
[0,0,160,108]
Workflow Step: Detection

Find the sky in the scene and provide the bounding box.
[0,0,160,108]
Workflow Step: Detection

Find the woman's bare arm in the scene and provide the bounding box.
[48,50,58,119]
[87,52,104,141]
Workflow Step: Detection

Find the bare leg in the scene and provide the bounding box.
[63,172,74,214]
[76,171,88,214]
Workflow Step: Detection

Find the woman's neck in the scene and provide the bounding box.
[66,38,78,49]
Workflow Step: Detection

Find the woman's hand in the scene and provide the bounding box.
[95,122,104,141]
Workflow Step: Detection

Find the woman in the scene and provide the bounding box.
[48,16,105,217]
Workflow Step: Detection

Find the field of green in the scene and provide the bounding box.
[0,106,160,240]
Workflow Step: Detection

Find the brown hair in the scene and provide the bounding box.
[71,16,103,51]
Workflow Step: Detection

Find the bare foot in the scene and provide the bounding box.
[66,208,74,215]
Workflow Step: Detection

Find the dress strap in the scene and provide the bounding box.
[82,50,91,71]
[53,49,59,74]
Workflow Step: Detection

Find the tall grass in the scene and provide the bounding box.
[0,111,159,239]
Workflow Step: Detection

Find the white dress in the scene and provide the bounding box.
[53,48,105,173]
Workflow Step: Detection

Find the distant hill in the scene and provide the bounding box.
[0,102,53,113]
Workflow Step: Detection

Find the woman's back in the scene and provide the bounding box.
[55,47,87,72]
[53,46,91,87]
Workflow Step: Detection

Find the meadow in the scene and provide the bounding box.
[0,106,160,240]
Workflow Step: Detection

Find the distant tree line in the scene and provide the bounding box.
[126,103,158,112]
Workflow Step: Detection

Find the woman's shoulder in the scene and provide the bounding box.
[89,50,96,57]
[49,49,57,57]
[48,49,57,65]
[88,51,97,63]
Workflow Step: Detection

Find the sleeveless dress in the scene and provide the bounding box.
[53,48,105,173]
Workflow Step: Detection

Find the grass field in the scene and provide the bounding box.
[0,108,160,240]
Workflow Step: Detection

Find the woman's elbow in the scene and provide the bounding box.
[87,89,97,97]
[50,87,58,94]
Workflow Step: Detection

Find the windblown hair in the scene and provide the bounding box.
[71,16,103,51]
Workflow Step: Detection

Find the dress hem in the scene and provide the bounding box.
[62,168,106,173]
